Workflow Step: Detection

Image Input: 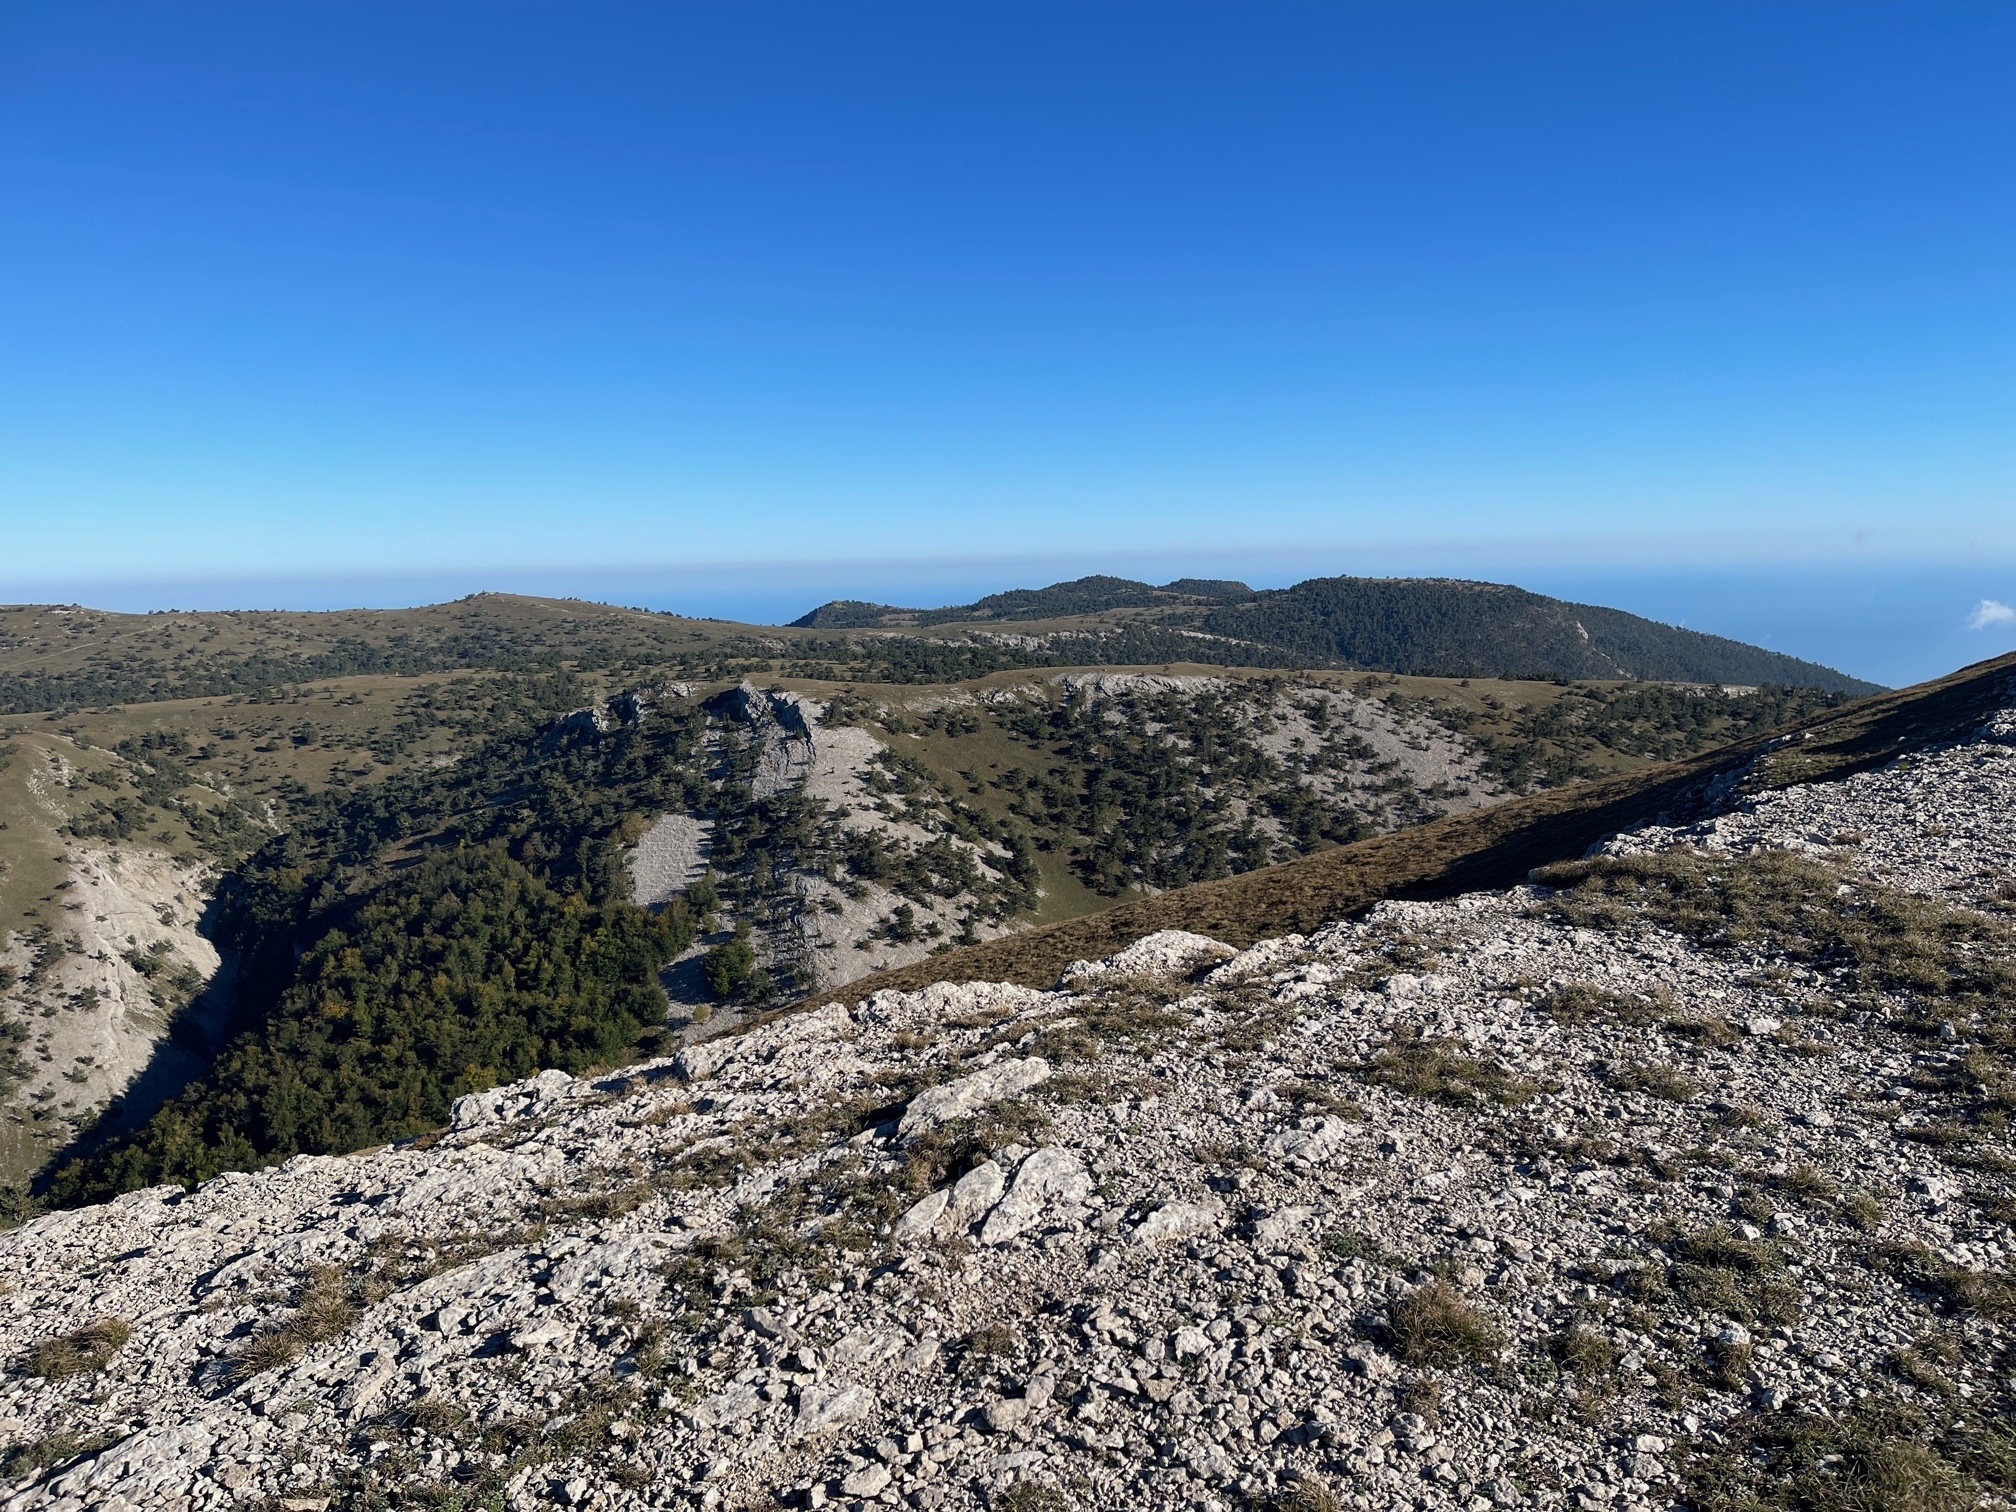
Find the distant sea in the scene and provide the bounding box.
[5,557,2012,692]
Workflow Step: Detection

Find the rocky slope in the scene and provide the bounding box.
[0,733,233,1189]
[637,673,1510,1014]
[0,682,2008,1511]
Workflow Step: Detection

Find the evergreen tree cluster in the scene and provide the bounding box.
[44,704,721,1204]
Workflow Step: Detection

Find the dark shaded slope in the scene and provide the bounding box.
[802,650,2012,1004]
[789,576,1250,629]
[1202,577,1876,692]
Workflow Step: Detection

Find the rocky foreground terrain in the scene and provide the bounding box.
[1,694,2012,1512]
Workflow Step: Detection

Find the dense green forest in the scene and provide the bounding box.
[37,683,1053,1204]
[42,705,724,1202]
[1197,577,1875,691]
[47,848,690,1199]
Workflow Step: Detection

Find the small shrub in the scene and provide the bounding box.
[25,1317,130,1379]
[1263,1481,1341,1512]
[1735,1188,1778,1224]
[995,1487,1069,1512]
[1839,1191,1885,1232]
[964,1322,1019,1358]
[1278,1080,1365,1119]
[1666,1014,1739,1048]
[703,923,758,997]
[1708,1335,1754,1390]
[1615,1265,1671,1304]
[1322,1228,1393,1265]
[1714,1103,1771,1130]
[383,1392,470,1433]
[1399,1373,1443,1426]
[1384,1280,1504,1365]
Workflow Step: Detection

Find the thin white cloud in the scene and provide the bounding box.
[1965,598,2015,631]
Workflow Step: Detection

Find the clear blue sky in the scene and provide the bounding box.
[1,2,2012,676]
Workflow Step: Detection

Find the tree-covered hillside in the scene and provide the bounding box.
[788,573,1877,692]
[1201,577,1874,690]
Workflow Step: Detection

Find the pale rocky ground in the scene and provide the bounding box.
[2,698,2012,1512]
[685,688,1023,1003]
[773,695,1018,991]
[0,738,227,1188]
[1598,708,2016,909]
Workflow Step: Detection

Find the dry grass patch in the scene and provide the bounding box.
[25,1317,130,1379]
[1679,1399,2008,1512]
[1533,849,2016,1007]
[1551,1323,1615,1376]
[1358,1036,1536,1109]
[232,1264,363,1381]
[1873,1242,2016,1320]
[1544,982,1670,1027]
[1607,1061,1701,1102]
[1384,1280,1504,1365]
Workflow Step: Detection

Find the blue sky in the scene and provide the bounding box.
[1,3,2012,679]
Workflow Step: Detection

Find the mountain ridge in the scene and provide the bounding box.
[791,573,1878,694]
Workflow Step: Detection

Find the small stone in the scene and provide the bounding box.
[983,1397,1032,1432]
[839,1463,892,1496]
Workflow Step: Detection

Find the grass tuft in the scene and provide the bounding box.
[1384,1280,1504,1365]
[24,1317,130,1379]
